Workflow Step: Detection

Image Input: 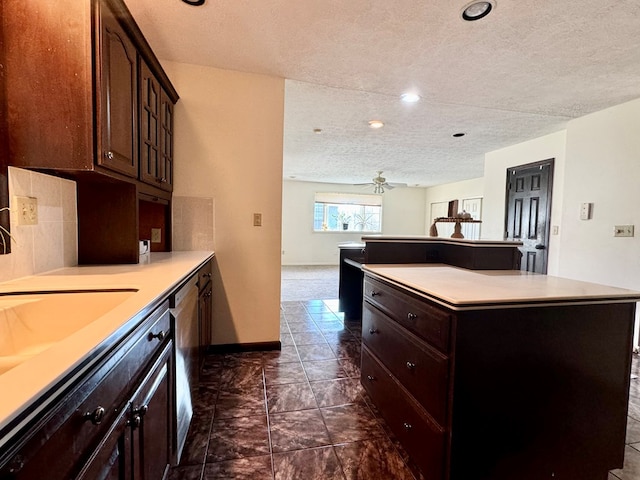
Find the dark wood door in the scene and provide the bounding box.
[99,1,138,177]
[505,160,554,273]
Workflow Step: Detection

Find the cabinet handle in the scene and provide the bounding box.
[406,361,416,370]
[366,375,375,381]
[156,177,167,184]
[407,312,417,321]
[206,273,212,278]
[105,151,114,160]
[84,406,106,425]
[370,291,380,297]
[6,455,25,474]
[148,330,165,342]
[403,422,412,431]
[128,405,148,430]
[368,328,378,335]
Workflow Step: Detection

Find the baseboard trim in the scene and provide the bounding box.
[207,341,281,354]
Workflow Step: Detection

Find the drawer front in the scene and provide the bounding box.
[0,302,171,479]
[364,275,451,353]
[361,346,445,480]
[363,302,449,426]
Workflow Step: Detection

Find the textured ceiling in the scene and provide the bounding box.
[126,0,640,187]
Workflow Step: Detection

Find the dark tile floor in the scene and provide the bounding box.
[168,298,640,480]
[168,299,421,480]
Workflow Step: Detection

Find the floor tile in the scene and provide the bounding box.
[287,321,321,333]
[218,364,264,393]
[266,381,318,413]
[329,340,361,360]
[304,359,348,381]
[297,343,336,361]
[627,416,640,444]
[310,378,362,407]
[193,384,218,414]
[338,356,361,378]
[269,409,331,452]
[264,361,307,385]
[315,320,348,332]
[273,446,346,480]
[611,445,640,478]
[169,464,204,480]
[179,412,213,466]
[207,415,270,462]
[334,437,415,480]
[262,345,299,365]
[279,332,295,346]
[291,331,327,345]
[203,455,273,480]
[215,389,266,418]
[322,330,359,345]
[321,403,386,444]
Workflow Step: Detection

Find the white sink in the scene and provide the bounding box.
[0,290,137,374]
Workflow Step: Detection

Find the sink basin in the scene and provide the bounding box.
[0,290,137,375]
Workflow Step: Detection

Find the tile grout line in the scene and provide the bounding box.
[260,366,276,480]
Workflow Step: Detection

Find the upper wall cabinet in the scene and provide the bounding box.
[1,0,178,192]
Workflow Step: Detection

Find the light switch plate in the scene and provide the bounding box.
[580,202,592,220]
[614,225,634,237]
[151,228,162,243]
[253,213,262,227]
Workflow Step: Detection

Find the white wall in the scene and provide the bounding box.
[0,167,77,283]
[282,180,426,265]
[557,98,640,290]
[483,131,567,275]
[164,61,284,346]
[424,177,484,238]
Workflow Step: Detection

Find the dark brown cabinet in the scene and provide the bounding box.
[197,260,213,372]
[361,272,635,480]
[140,61,174,191]
[1,0,179,264]
[0,302,173,480]
[99,1,139,178]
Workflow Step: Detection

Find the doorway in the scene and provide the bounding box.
[504,159,554,274]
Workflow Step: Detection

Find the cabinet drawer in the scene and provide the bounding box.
[0,302,171,479]
[364,275,451,353]
[361,346,445,480]
[362,302,449,426]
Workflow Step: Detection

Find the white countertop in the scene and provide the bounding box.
[0,251,213,436]
[363,264,640,309]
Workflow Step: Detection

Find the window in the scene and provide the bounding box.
[313,193,382,232]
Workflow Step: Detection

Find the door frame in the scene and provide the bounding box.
[504,158,555,273]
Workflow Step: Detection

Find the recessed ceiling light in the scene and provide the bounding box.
[400,93,421,103]
[313,128,323,134]
[453,132,466,137]
[368,120,384,129]
[461,1,493,21]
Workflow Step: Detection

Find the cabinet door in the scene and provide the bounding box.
[198,285,212,372]
[130,344,172,480]
[139,61,161,187]
[98,1,138,178]
[159,90,174,192]
[76,410,132,480]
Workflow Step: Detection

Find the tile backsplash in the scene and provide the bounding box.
[172,196,214,251]
[0,167,78,283]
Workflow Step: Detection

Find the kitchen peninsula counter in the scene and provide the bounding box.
[360,263,640,479]
[0,251,213,440]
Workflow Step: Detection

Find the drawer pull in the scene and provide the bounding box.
[369,328,379,335]
[406,361,416,370]
[84,406,106,425]
[370,290,380,297]
[403,422,413,431]
[105,151,114,161]
[148,330,166,342]
[367,375,375,381]
[407,312,417,321]
[128,405,148,430]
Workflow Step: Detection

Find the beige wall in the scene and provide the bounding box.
[281,180,426,265]
[163,61,284,346]
[0,167,77,283]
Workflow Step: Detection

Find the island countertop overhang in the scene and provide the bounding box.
[363,263,640,311]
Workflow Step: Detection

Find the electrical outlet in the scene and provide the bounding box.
[14,196,38,225]
[253,213,262,227]
[151,228,162,243]
[614,225,634,237]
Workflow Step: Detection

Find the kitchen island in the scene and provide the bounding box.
[361,263,640,480]
[0,251,213,479]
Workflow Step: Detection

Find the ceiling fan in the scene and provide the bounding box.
[357,171,407,194]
